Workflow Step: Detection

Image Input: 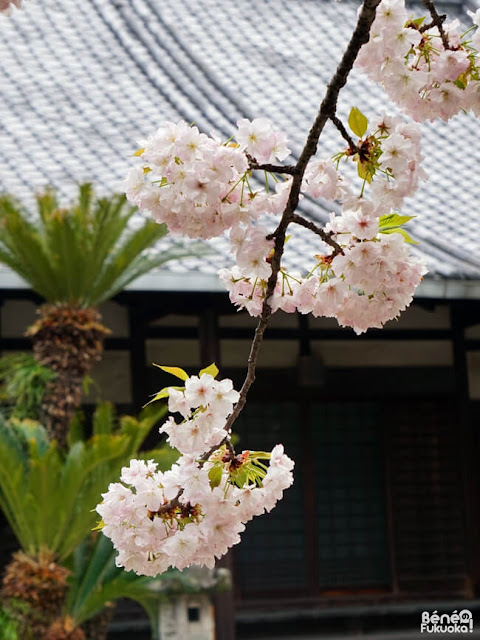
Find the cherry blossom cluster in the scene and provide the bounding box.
[333,112,426,211]
[159,367,241,456]
[126,113,429,334]
[124,119,290,239]
[220,227,427,334]
[356,0,480,121]
[108,0,476,580]
[96,366,294,575]
[0,0,22,15]
[219,113,428,333]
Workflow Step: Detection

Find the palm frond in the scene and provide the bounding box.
[0,196,60,300]
[0,403,169,561]
[78,194,136,300]
[93,239,211,305]
[0,417,41,555]
[92,402,116,437]
[0,353,56,420]
[0,605,19,640]
[66,535,154,625]
[0,185,210,307]
[87,218,168,304]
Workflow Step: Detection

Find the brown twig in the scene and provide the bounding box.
[290,214,343,256]
[150,434,233,517]
[330,115,360,153]
[418,16,445,33]
[153,494,183,516]
[420,0,452,50]
[149,0,382,518]
[222,0,382,434]
[246,154,299,176]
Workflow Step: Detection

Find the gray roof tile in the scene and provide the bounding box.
[0,0,479,291]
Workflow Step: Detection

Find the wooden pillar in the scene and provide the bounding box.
[199,304,235,640]
[297,314,320,593]
[199,305,220,368]
[128,303,149,413]
[382,412,399,595]
[451,303,479,595]
[299,399,320,594]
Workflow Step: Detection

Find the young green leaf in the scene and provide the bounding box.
[231,468,248,488]
[379,213,416,230]
[380,227,419,244]
[143,385,184,407]
[199,363,219,379]
[208,465,223,489]
[411,16,425,28]
[356,160,366,180]
[143,391,169,407]
[348,107,368,138]
[356,159,372,183]
[153,364,189,381]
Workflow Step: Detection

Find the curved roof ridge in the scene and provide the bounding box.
[0,0,478,287]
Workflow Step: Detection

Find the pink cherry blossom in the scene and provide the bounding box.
[96,370,295,576]
[236,118,291,163]
[302,158,343,201]
[357,0,480,121]
[0,0,22,15]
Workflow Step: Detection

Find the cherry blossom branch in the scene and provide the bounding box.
[420,0,451,49]
[103,0,468,572]
[149,435,235,517]
[330,115,360,154]
[222,0,382,434]
[153,495,183,517]
[290,214,343,255]
[138,0,382,524]
[246,154,299,176]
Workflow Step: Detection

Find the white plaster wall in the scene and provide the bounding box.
[85,350,132,404]
[466,323,480,339]
[146,338,201,369]
[1,299,37,337]
[1,299,129,337]
[99,301,129,336]
[0,299,467,399]
[311,339,453,368]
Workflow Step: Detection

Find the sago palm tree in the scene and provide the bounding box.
[0,184,195,447]
[0,403,176,639]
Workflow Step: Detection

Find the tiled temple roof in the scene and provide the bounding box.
[0,0,479,295]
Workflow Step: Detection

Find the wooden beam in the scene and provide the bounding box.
[145,326,453,341]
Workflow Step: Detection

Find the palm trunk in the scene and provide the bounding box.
[81,606,115,640]
[20,304,112,639]
[26,304,109,448]
[1,550,71,638]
